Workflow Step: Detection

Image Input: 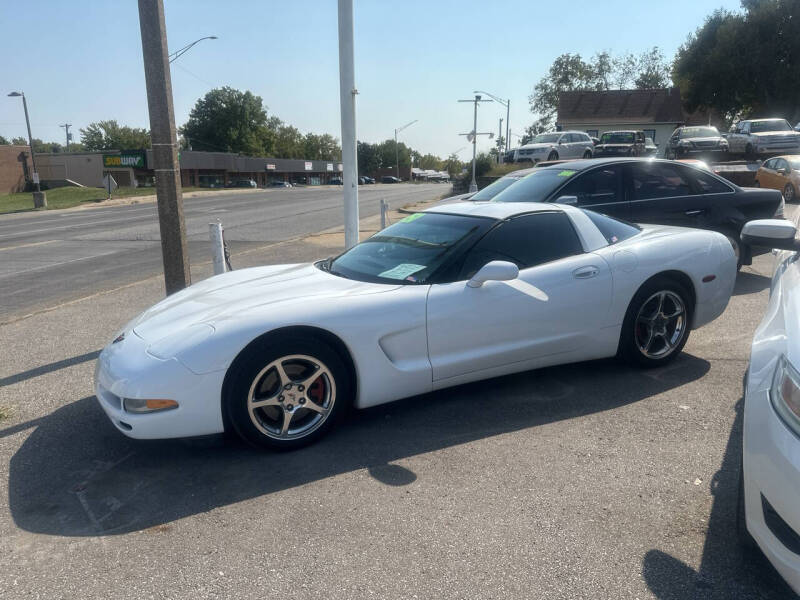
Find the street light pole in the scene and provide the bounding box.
[8,91,45,207]
[337,0,359,250]
[393,119,417,181]
[458,94,492,193]
[138,0,191,294]
[60,123,72,152]
[474,90,510,152]
[168,35,217,63]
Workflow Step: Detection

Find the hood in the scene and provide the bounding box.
[680,137,723,143]
[525,143,555,150]
[597,144,632,150]
[132,263,400,342]
[752,130,799,137]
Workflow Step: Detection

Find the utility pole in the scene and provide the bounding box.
[337,0,359,250]
[474,90,510,152]
[59,123,71,152]
[458,94,493,193]
[393,120,417,181]
[498,117,504,163]
[138,0,191,294]
[7,91,45,208]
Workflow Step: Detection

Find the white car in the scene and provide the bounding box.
[513,131,594,163]
[740,217,800,593]
[95,202,736,450]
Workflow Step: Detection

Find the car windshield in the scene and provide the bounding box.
[491,168,577,203]
[533,133,561,144]
[600,132,634,144]
[326,212,492,284]
[680,127,719,138]
[750,120,793,133]
[469,176,522,201]
[789,158,800,170]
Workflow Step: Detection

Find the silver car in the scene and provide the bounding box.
[513,131,594,163]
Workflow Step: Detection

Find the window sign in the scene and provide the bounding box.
[103,152,145,168]
[326,163,334,171]
[305,162,313,171]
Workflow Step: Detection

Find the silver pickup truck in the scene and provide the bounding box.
[726,118,800,157]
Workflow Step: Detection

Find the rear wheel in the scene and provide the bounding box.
[583,150,592,159]
[745,144,755,159]
[548,151,558,161]
[224,334,351,450]
[618,278,692,368]
[724,231,743,271]
[784,183,796,203]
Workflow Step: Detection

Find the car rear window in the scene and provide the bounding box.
[583,210,640,245]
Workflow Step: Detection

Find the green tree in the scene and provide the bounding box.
[303,133,341,161]
[80,120,151,151]
[418,153,443,170]
[11,136,27,145]
[181,87,270,155]
[0,135,9,145]
[674,1,800,123]
[31,139,63,153]
[443,153,464,177]
[357,141,382,174]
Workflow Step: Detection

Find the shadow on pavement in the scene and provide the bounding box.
[9,354,710,537]
[642,397,797,599]
[0,350,100,388]
[733,271,771,296]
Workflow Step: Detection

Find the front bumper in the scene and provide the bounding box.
[94,330,225,439]
[744,387,800,594]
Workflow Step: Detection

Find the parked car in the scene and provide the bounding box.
[726,118,800,158]
[593,130,646,157]
[754,155,800,203]
[270,181,292,188]
[329,177,343,185]
[677,158,713,172]
[230,179,257,188]
[665,125,728,160]
[381,176,401,183]
[363,176,375,184]
[512,131,594,163]
[590,136,601,146]
[95,201,735,450]
[739,216,800,595]
[644,137,658,157]
[491,157,785,269]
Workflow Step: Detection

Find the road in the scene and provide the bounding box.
[0,183,444,321]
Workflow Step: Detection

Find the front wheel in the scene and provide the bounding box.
[583,150,592,159]
[618,278,692,368]
[547,151,558,161]
[784,183,796,203]
[224,334,352,450]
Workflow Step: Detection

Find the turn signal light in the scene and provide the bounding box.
[123,398,178,414]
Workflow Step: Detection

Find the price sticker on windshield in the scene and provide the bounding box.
[400,213,425,223]
[557,170,576,177]
[379,263,425,280]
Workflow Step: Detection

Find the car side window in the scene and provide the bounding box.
[558,166,622,206]
[764,158,776,169]
[691,169,732,194]
[777,159,789,172]
[629,163,693,200]
[458,212,584,279]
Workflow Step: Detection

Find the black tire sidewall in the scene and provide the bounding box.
[548,151,558,161]
[784,184,795,203]
[224,334,351,450]
[618,278,693,368]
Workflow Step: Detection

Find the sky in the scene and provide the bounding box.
[0,0,743,161]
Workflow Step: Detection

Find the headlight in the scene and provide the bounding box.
[770,356,800,434]
[123,398,179,414]
[533,147,547,153]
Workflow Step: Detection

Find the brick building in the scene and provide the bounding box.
[0,144,30,193]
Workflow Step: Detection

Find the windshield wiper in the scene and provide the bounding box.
[369,235,449,248]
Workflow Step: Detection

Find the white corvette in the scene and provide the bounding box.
[95,202,736,449]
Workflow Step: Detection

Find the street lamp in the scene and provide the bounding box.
[169,35,217,63]
[458,94,493,193]
[8,91,45,207]
[394,119,417,180]
[474,90,510,153]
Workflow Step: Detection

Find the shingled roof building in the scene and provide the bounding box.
[556,87,701,146]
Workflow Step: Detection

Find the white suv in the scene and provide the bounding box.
[513,131,593,163]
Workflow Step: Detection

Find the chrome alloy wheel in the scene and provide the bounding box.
[247,354,336,440]
[635,291,687,359]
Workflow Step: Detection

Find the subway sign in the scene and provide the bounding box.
[103,153,145,169]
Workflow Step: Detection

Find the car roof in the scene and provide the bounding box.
[424,201,569,220]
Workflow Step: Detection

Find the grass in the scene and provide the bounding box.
[486,163,524,178]
[0,405,10,422]
[0,186,204,215]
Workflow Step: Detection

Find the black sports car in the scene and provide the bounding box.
[491,158,784,268]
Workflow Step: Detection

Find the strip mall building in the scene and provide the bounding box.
[27,149,344,190]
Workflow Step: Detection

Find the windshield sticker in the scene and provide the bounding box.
[379,263,426,280]
[557,170,576,177]
[400,213,425,223]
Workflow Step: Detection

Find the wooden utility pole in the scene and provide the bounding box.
[138,0,191,294]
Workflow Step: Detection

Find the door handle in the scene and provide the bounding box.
[685,209,704,216]
[573,266,599,279]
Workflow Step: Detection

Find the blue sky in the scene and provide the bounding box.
[0,0,742,160]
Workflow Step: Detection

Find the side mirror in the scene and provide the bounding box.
[555,195,578,205]
[741,219,800,251]
[778,168,789,176]
[467,260,519,288]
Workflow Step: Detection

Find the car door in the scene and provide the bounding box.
[554,164,630,220]
[776,158,791,191]
[426,211,613,381]
[627,162,709,228]
[759,158,778,190]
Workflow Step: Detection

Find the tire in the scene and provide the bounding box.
[724,231,744,271]
[745,144,755,159]
[784,183,796,203]
[548,151,558,161]
[224,333,352,450]
[618,277,693,368]
[583,150,592,159]
[665,148,675,160]
[753,180,760,187]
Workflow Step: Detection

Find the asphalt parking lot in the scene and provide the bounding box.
[0,206,797,599]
